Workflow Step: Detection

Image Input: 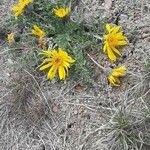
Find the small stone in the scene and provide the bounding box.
[74,109,78,115]
[102,3,105,6]
[119,14,128,22]
[52,106,59,113]
[6,73,10,77]
[76,99,79,103]
[7,59,13,64]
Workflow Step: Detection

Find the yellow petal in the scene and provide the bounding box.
[63,61,70,76]
[39,63,52,71]
[117,41,128,46]
[111,26,121,33]
[53,6,70,18]
[111,47,121,56]
[112,71,125,77]
[12,6,19,11]
[33,25,39,30]
[66,56,75,63]
[65,7,70,14]
[58,48,65,54]
[63,61,70,68]
[43,58,52,63]
[41,50,52,57]
[64,65,69,76]
[31,29,38,35]
[32,25,46,37]
[51,50,58,57]
[115,33,127,40]
[103,44,107,53]
[107,46,117,61]
[47,66,57,80]
[58,48,75,63]
[58,66,66,80]
[108,76,116,85]
[115,66,126,72]
[106,24,111,32]
[112,66,126,77]
[108,76,120,86]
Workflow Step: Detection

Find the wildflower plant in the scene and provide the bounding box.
[10,0,99,81]
[10,0,128,84]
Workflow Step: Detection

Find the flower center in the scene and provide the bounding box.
[54,57,63,66]
[107,35,116,47]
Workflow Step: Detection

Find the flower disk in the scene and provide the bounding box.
[11,0,33,17]
[53,6,70,18]
[108,66,127,86]
[103,24,127,62]
[39,48,75,80]
[32,25,46,38]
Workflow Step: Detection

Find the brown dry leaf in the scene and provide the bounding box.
[104,0,112,10]
[74,83,85,92]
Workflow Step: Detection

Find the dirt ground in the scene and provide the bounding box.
[0,0,150,150]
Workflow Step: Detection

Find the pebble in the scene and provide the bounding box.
[6,73,10,77]
[74,110,78,115]
[52,106,59,113]
[7,59,13,64]
[119,14,128,22]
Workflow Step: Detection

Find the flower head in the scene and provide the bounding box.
[32,25,46,38]
[7,33,15,44]
[108,66,127,86]
[39,48,75,80]
[12,0,33,17]
[103,24,127,62]
[53,6,70,18]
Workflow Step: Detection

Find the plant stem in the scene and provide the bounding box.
[87,53,110,74]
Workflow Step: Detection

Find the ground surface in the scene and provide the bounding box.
[0,0,150,150]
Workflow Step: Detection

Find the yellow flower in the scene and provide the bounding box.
[32,25,46,38]
[7,33,15,44]
[53,6,70,18]
[108,66,127,86]
[39,48,75,80]
[103,24,127,61]
[11,0,33,17]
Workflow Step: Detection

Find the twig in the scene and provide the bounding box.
[32,12,47,22]
[87,53,110,74]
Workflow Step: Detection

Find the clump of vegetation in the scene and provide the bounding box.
[9,0,128,84]
[9,0,102,82]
